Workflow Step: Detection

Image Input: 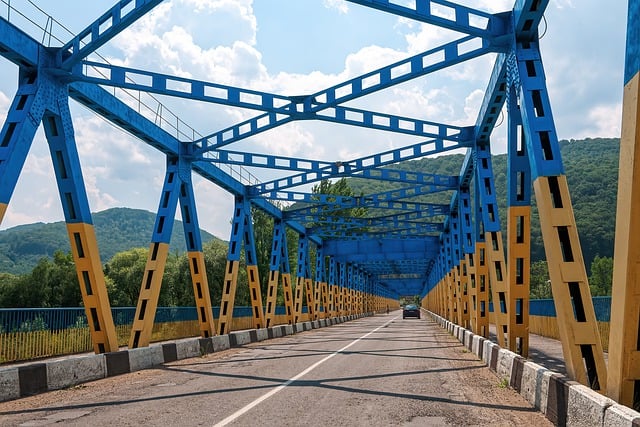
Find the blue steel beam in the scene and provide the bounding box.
[278,183,453,216]
[314,229,440,240]
[72,62,468,151]
[265,172,456,205]
[301,208,445,226]
[0,18,40,67]
[67,82,320,244]
[308,214,443,229]
[73,61,294,114]
[345,0,507,41]
[0,76,47,209]
[209,150,333,173]
[473,0,550,141]
[312,222,443,236]
[287,201,448,221]
[58,0,164,70]
[194,35,492,150]
[72,62,468,144]
[465,0,549,186]
[351,168,459,186]
[253,137,471,194]
[286,200,448,219]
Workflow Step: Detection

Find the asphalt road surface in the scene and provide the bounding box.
[0,312,550,426]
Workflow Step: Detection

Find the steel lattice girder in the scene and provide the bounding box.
[0,0,553,300]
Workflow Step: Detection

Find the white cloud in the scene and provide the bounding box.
[572,103,622,140]
[323,0,349,14]
[0,0,628,239]
[0,90,10,121]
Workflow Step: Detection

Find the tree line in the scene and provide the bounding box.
[0,135,619,309]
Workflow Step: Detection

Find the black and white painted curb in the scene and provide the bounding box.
[0,314,368,402]
[428,310,640,426]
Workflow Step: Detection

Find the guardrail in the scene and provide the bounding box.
[0,306,295,364]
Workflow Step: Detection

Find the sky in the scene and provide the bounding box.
[0,0,629,240]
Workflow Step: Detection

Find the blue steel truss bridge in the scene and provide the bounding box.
[1,0,640,410]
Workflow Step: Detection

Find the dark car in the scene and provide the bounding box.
[403,304,420,319]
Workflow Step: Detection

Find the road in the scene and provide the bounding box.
[0,312,550,426]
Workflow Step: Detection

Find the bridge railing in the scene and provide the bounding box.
[527,296,612,351]
[0,306,295,364]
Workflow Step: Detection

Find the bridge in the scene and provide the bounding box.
[0,0,639,422]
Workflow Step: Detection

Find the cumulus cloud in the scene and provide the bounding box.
[323,0,349,14]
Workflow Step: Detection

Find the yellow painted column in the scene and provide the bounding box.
[474,243,490,338]
[446,272,455,322]
[293,277,305,323]
[282,273,294,324]
[466,253,478,333]
[67,223,118,353]
[459,260,470,329]
[313,279,322,320]
[453,265,463,325]
[305,278,315,320]
[129,242,170,348]
[217,260,240,335]
[507,206,531,356]
[534,176,607,390]
[264,269,279,327]
[188,251,216,338]
[247,264,265,329]
[487,231,509,348]
[608,59,640,405]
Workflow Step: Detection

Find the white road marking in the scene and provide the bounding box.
[212,317,398,427]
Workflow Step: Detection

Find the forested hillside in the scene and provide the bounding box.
[348,137,620,272]
[0,208,218,274]
[0,137,620,307]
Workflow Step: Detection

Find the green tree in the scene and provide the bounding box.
[103,247,148,306]
[0,272,22,307]
[310,178,368,230]
[589,255,613,296]
[529,260,551,299]
[0,251,80,307]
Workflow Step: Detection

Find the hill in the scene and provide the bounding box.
[0,208,218,274]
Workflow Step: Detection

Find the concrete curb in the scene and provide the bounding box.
[0,313,369,402]
[426,310,640,426]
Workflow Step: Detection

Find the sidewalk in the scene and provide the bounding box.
[489,325,608,376]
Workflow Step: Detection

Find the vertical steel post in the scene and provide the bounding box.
[476,144,509,347]
[44,103,118,353]
[217,197,243,335]
[506,86,531,356]
[608,0,640,406]
[517,40,606,390]
[130,156,180,348]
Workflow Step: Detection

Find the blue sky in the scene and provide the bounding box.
[0,0,629,239]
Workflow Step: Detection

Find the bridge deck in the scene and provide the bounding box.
[0,314,550,426]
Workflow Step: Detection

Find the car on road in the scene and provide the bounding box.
[402,304,420,319]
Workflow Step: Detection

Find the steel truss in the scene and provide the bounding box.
[0,0,626,400]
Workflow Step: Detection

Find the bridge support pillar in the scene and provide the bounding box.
[608,0,640,405]
[218,196,265,334]
[516,39,606,390]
